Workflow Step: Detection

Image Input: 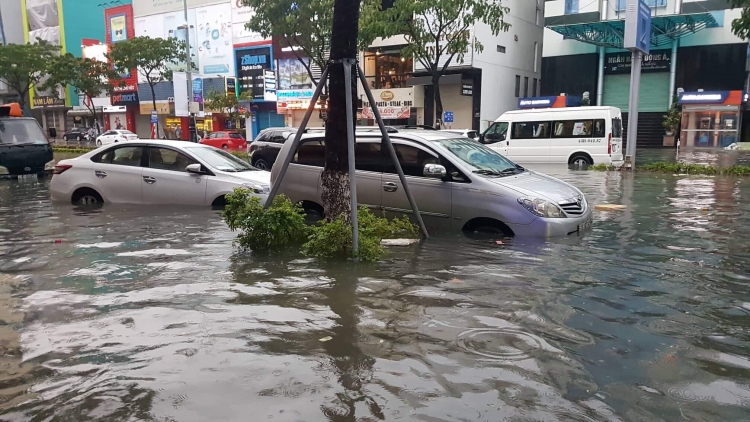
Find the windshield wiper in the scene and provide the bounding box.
[514,164,526,171]
[472,169,502,176]
[498,167,521,176]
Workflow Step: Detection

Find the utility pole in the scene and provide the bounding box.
[182,0,197,142]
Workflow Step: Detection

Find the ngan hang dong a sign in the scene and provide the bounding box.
[361,88,413,119]
[604,49,671,74]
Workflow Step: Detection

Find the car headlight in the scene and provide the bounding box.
[44,160,55,171]
[518,197,566,218]
[242,183,270,194]
[0,166,8,175]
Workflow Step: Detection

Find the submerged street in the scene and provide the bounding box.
[0,151,749,421]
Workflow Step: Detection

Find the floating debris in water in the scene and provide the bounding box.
[319,336,333,342]
[595,204,627,211]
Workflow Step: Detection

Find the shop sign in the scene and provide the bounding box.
[518,96,556,109]
[111,92,139,106]
[264,70,277,102]
[139,102,170,115]
[236,47,272,100]
[361,88,413,119]
[277,89,314,100]
[277,58,313,90]
[678,91,730,105]
[461,84,473,96]
[604,49,670,74]
[103,106,127,113]
[33,96,65,107]
[195,3,234,76]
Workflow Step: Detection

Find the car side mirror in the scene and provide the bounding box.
[186,163,204,175]
[423,163,447,179]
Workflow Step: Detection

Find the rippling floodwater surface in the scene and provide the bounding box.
[1,153,750,421]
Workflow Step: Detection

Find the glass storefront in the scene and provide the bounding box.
[363,48,414,90]
[680,105,741,148]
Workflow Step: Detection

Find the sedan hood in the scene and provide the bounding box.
[484,170,581,203]
[223,170,271,185]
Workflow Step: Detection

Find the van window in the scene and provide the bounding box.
[552,120,596,138]
[383,144,440,177]
[612,118,623,138]
[593,119,606,137]
[483,122,508,144]
[293,139,325,167]
[356,143,382,172]
[512,122,550,140]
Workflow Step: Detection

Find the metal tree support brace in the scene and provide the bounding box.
[356,62,428,239]
[265,59,429,257]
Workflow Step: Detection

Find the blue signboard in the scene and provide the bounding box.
[518,96,557,109]
[678,91,730,105]
[636,0,652,54]
[150,110,158,124]
[443,111,454,123]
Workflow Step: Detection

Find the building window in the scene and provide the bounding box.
[363,48,414,89]
[616,0,665,11]
[524,77,529,97]
[533,42,539,73]
[497,45,506,53]
[515,75,520,97]
[532,78,538,97]
[565,0,579,15]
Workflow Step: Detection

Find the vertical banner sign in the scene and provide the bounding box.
[195,3,234,77]
[623,0,652,165]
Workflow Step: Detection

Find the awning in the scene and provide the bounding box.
[67,108,102,117]
[546,12,719,49]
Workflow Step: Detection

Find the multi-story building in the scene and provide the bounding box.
[359,0,545,131]
[543,0,749,147]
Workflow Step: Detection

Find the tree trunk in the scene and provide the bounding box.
[321,0,360,220]
[432,73,443,129]
[150,84,159,138]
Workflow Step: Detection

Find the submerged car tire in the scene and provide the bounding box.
[72,188,103,205]
[463,218,514,237]
[253,158,270,171]
[569,153,593,167]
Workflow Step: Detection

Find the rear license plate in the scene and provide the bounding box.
[18,174,37,180]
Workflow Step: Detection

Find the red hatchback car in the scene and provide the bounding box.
[199,131,247,150]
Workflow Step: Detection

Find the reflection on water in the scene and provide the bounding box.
[1,164,750,421]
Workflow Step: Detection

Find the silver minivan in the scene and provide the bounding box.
[270,130,592,237]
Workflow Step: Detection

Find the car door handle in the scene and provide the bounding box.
[94,170,107,178]
[143,176,156,184]
[383,182,398,192]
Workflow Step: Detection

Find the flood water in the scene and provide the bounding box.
[1,152,750,421]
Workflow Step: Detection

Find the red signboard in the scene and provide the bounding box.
[104,5,137,95]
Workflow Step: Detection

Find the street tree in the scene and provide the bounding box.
[241,0,379,87]
[728,0,750,39]
[203,89,254,128]
[46,54,123,133]
[0,40,60,111]
[378,0,510,127]
[322,0,362,219]
[107,36,189,135]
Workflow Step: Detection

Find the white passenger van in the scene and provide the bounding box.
[479,106,624,166]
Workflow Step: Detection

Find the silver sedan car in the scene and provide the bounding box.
[270,130,592,237]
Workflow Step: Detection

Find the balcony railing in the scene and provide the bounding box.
[363,74,412,90]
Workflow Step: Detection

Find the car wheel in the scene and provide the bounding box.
[63,135,68,141]
[569,154,593,167]
[72,188,103,205]
[96,140,102,146]
[253,158,269,171]
[222,144,228,149]
[77,135,83,142]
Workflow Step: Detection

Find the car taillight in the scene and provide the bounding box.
[608,133,612,155]
[53,164,72,175]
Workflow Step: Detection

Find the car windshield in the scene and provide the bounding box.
[185,147,259,172]
[438,138,522,176]
[0,119,49,146]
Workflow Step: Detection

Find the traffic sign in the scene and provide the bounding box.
[443,111,454,123]
[150,110,158,124]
